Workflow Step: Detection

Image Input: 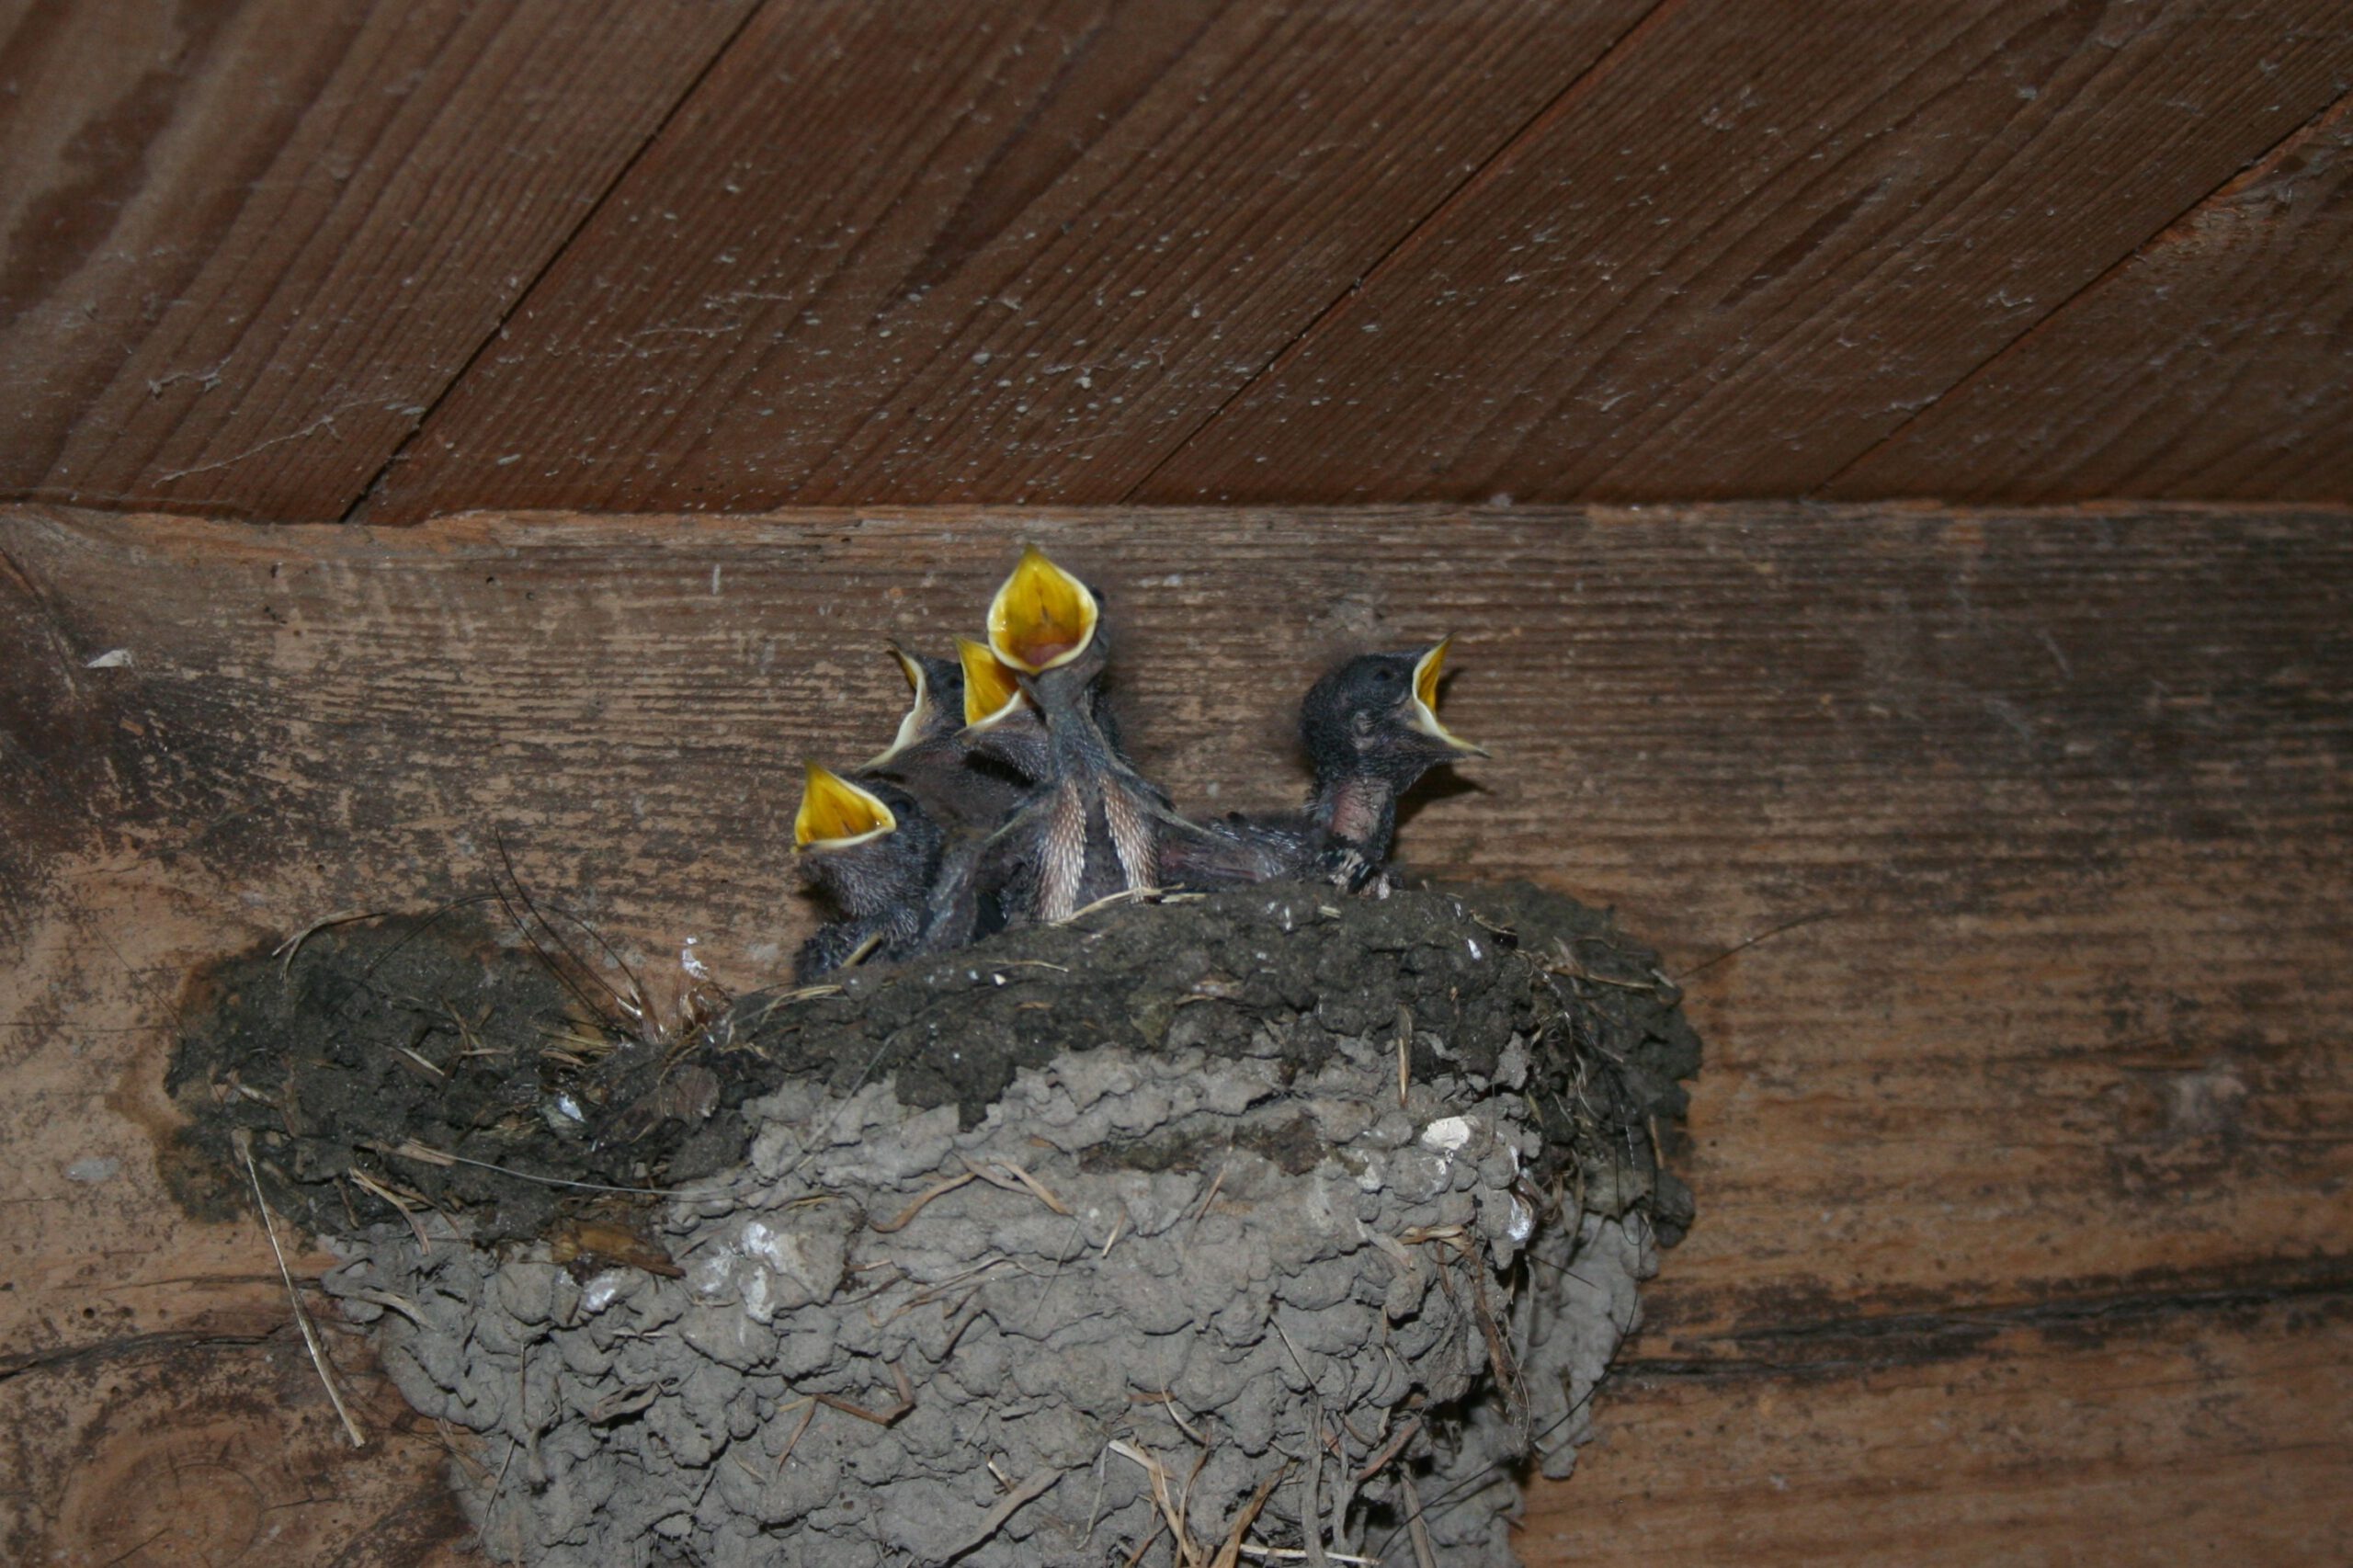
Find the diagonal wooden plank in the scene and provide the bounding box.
[1827,92,2353,504]
[0,0,757,523]
[350,0,1657,522]
[1136,0,2353,506]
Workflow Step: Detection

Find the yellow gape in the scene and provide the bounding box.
[986,545,1099,674]
[793,762,896,848]
[865,647,936,768]
[1410,637,1490,756]
[956,636,1026,728]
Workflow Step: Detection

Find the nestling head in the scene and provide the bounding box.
[1300,638,1487,789]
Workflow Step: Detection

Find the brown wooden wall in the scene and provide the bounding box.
[4,503,2350,1564]
[4,0,2349,522]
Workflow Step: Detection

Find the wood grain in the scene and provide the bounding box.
[1524,1290,2353,1566]
[7,5,2350,522]
[3,503,2348,1563]
[1829,93,2353,503]
[1138,0,2353,506]
[0,0,754,522]
[351,0,1654,521]
[2,1319,463,1566]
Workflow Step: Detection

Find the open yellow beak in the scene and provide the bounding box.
[1410,638,1488,756]
[865,645,935,767]
[986,545,1099,674]
[957,636,1028,729]
[794,762,897,848]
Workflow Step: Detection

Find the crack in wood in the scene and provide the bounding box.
[1816,83,2353,498]
[1623,1272,2353,1381]
[0,1327,282,1385]
[1120,0,1686,505]
[334,1,773,523]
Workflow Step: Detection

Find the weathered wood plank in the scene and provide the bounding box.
[2,1317,463,1566]
[5,503,2349,1326]
[3,503,2348,1562]
[1137,0,2353,506]
[1829,94,2353,503]
[1521,1290,2353,1566]
[350,0,1654,521]
[0,0,754,521]
[9,6,2350,523]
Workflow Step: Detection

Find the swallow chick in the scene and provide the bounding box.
[860,640,1040,837]
[863,644,965,770]
[1302,638,1486,888]
[948,634,1051,789]
[1159,639,1486,892]
[871,637,1046,952]
[983,546,1174,924]
[790,762,944,982]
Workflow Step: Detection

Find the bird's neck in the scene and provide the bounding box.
[1311,772,1397,856]
[1028,667,1124,780]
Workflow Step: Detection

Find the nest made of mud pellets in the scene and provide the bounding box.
[171,880,1699,1566]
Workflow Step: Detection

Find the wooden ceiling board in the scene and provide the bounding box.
[6,4,2347,517]
[0,0,756,521]
[1138,0,2353,505]
[353,0,1658,521]
[1829,93,2353,503]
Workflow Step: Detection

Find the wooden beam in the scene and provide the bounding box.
[1523,1289,2353,1566]
[3,503,2347,1562]
[0,0,756,521]
[8,6,2349,520]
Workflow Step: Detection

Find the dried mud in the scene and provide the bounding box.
[168,879,1700,1565]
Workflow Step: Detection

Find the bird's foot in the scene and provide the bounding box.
[1315,841,1382,893]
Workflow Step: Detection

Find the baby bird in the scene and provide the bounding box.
[879,638,1040,951]
[983,546,1175,923]
[789,559,1489,977]
[790,763,944,982]
[864,642,1035,835]
[1301,638,1487,887]
[863,644,964,769]
[1160,639,1486,892]
[945,634,1050,792]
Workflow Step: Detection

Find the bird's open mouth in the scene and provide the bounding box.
[956,636,1028,729]
[1410,637,1489,756]
[987,545,1099,673]
[794,762,897,848]
[864,646,934,768]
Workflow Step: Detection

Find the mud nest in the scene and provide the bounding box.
[170,880,1699,1566]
